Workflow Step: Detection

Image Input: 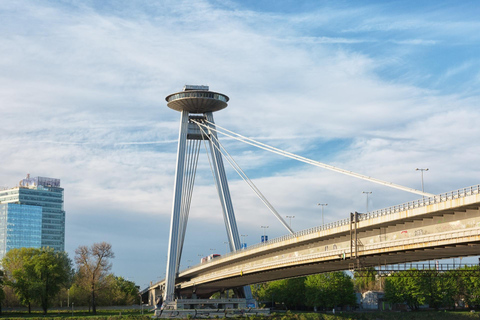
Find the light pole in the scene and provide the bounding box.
[362,191,372,213]
[261,226,269,242]
[416,168,429,194]
[241,234,248,249]
[317,203,328,226]
[285,215,295,228]
[224,241,229,254]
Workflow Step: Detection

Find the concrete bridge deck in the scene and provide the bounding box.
[146,185,480,304]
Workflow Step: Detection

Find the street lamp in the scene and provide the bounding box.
[223,241,229,254]
[261,226,269,242]
[317,203,328,226]
[285,215,295,228]
[415,168,429,193]
[362,191,372,213]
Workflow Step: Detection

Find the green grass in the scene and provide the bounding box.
[1,310,479,320]
[0,309,154,319]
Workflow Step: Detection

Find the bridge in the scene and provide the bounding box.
[151,85,479,313]
[145,184,480,305]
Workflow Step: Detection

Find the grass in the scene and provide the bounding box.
[0,310,479,320]
[0,309,154,319]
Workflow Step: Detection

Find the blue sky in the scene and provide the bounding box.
[1,0,479,288]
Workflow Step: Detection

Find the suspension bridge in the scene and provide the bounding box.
[148,85,480,315]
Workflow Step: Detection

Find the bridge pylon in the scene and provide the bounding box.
[162,85,252,309]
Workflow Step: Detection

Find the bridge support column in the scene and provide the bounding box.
[164,110,189,306]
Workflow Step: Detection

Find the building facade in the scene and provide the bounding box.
[0,175,65,259]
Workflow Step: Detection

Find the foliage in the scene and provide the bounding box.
[304,271,356,309]
[460,266,480,308]
[97,275,139,305]
[384,270,425,310]
[74,242,115,314]
[421,270,458,310]
[0,269,5,314]
[2,248,36,312]
[252,272,356,311]
[353,267,378,293]
[267,277,306,310]
[2,247,73,314]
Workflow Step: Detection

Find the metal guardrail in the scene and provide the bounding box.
[189,227,480,282]
[192,184,480,267]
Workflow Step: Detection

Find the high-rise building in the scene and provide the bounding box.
[0,174,65,259]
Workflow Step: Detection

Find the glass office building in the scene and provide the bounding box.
[0,175,65,259]
[0,203,42,259]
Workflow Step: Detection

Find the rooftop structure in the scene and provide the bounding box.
[165,85,229,113]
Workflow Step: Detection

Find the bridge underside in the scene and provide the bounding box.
[177,236,480,298]
[147,191,480,303]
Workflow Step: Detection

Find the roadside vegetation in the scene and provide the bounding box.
[0,242,139,315]
[253,267,480,312]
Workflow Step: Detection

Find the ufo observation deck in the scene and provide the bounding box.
[166,85,229,113]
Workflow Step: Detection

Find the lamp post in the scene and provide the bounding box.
[224,241,229,254]
[415,168,429,193]
[317,203,328,226]
[261,226,269,242]
[285,215,295,228]
[416,168,429,201]
[362,191,372,213]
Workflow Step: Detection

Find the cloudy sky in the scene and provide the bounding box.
[1,0,479,288]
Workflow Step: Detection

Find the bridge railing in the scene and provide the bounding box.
[360,184,480,221]
[199,184,480,264]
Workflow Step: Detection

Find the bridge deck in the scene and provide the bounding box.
[147,185,480,303]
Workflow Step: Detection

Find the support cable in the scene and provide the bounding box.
[193,120,436,198]
[176,138,201,272]
[196,121,294,234]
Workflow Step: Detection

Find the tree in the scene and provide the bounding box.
[2,248,35,313]
[0,270,5,314]
[460,266,480,308]
[74,242,114,314]
[384,270,425,310]
[353,267,378,293]
[269,277,306,310]
[96,275,139,306]
[251,278,306,310]
[2,247,72,314]
[305,272,356,310]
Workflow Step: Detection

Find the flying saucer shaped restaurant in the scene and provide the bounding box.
[166,86,229,113]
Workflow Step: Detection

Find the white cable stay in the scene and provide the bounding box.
[196,121,294,234]
[192,120,436,198]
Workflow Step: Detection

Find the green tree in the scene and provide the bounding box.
[69,282,90,307]
[384,270,424,310]
[74,242,114,314]
[2,247,72,314]
[97,275,139,306]
[0,270,5,314]
[305,272,356,310]
[254,277,306,310]
[353,267,378,293]
[267,277,305,310]
[421,271,458,310]
[2,248,38,313]
[460,266,480,308]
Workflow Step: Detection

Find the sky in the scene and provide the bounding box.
[1,0,479,289]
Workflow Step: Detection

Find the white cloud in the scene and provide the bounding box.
[0,0,479,288]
